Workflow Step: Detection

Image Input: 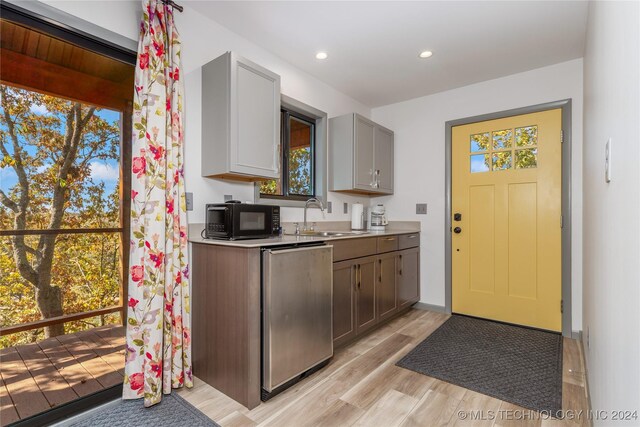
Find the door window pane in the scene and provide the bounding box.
[515,148,538,169]
[470,132,490,152]
[492,129,513,150]
[492,151,512,171]
[470,154,490,173]
[516,125,538,147]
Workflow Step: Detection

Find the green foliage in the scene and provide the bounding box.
[259,147,312,197]
[259,178,280,195]
[0,84,122,348]
[288,147,311,195]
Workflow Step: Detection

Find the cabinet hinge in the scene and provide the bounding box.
[560,215,563,228]
[561,299,564,313]
[560,130,564,143]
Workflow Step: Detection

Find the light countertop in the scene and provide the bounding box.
[188,221,420,248]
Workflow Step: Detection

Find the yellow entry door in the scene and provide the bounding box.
[452,109,562,332]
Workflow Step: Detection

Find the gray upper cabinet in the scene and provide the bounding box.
[201,52,281,181]
[329,113,394,195]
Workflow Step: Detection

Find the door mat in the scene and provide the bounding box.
[70,392,219,427]
[396,315,563,414]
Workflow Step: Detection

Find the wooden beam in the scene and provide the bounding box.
[0,306,122,336]
[0,48,132,111]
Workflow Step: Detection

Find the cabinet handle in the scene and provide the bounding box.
[357,264,361,289]
[399,254,403,276]
[379,258,382,282]
[383,237,396,241]
[376,170,380,188]
[407,235,417,239]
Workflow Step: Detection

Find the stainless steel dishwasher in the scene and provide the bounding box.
[262,243,333,398]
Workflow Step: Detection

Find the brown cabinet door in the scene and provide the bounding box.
[333,260,357,347]
[356,256,377,334]
[397,248,420,310]
[377,253,398,321]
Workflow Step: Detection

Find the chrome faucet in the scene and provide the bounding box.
[303,197,324,232]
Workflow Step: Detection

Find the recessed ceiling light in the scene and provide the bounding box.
[315,52,328,60]
[419,50,433,58]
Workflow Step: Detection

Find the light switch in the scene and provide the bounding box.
[343,203,348,214]
[224,194,233,201]
[416,203,427,215]
[605,138,612,183]
[327,201,332,213]
[185,192,193,211]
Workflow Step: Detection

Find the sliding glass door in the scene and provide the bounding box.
[0,8,134,424]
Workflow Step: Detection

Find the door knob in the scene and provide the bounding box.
[453,227,462,234]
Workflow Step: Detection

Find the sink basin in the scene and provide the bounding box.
[285,230,369,237]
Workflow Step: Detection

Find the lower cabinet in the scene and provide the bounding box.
[332,260,357,347]
[376,253,397,322]
[355,257,377,335]
[397,247,420,310]
[332,235,420,348]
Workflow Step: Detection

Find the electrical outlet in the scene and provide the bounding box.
[327,201,332,213]
[416,203,427,215]
[343,202,348,214]
[185,192,193,211]
[224,194,233,202]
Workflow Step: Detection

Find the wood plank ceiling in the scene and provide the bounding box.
[0,20,134,111]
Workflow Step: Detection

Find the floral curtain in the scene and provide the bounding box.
[124,0,192,406]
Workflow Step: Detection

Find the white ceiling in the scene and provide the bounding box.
[188,1,589,108]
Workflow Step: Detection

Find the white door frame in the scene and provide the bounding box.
[444,99,573,337]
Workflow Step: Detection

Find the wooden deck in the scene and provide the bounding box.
[0,324,125,425]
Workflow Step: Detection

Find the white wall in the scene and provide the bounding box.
[582,1,640,421]
[38,1,586,331]
[371,59,584,330]
[38,0,373,224]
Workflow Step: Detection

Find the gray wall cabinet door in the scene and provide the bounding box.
[374,126,394,194]
[329,113,394,195]
[202,52,280,180]
[354,116,375,190]
[397,248,420,310]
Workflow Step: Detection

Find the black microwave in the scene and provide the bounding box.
[205,202,280,240]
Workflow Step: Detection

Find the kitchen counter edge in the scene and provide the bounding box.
[188,228,420,248]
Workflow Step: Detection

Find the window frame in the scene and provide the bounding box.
[255,95,328,208]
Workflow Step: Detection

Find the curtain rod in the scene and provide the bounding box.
[162,0,183,13]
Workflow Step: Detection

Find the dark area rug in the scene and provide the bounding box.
[396,315,563,413]
[70,392,219,427]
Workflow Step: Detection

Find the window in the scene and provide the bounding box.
[470,125,538,173]
[0,5,135,423]
[260,108,316,199]
[255,95,328,207]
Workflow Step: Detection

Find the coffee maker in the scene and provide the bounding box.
[370,204,388,231]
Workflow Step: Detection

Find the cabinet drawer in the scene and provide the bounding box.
[377,236,399,253]
[332,237,377,262]
[398,233,420,250]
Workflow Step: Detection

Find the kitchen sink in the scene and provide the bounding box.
[285,230,369,237]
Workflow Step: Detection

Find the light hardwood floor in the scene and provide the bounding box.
[178,309,590,427]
